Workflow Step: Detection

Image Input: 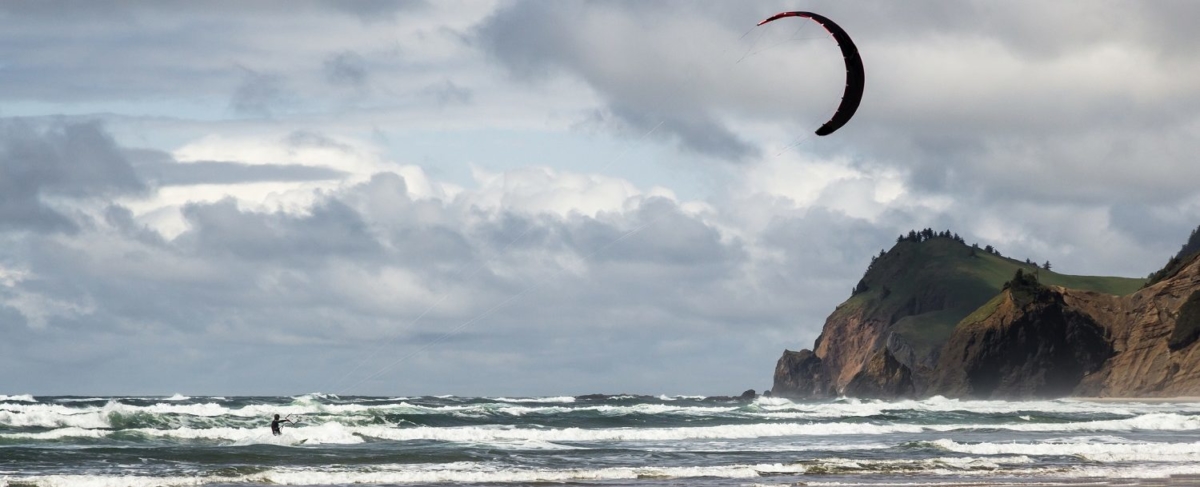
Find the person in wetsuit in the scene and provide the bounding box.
[271,414,292,436]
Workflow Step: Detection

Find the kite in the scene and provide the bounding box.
[758,11,864,136]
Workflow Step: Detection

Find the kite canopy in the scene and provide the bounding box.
[758,11,864,136]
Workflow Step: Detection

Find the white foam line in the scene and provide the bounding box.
[932,438,1200,463]
[0,421,915,446]
[8,412,1200,445]
[9,457,1195,487]
[493,396,576,404]
[755,396,1200,418]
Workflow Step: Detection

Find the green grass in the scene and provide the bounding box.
[960,293,1006,326]
[843,237,1146,363]
[891,307,975,360]
[963,251,1144,296]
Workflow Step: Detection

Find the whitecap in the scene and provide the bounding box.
[493,396,576,404]
[0,426,110,440]
[930,438,1200,463]
[0,402,111,429]
[354,421,925,444]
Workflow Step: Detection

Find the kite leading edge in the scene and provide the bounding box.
[758,11,864,136]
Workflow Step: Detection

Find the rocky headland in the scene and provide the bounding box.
[772,228,1200,399]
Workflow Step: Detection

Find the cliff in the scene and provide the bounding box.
[928,271,1114,398]
[772,233,1200,399]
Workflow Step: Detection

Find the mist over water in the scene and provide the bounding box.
[3,394,1200,486]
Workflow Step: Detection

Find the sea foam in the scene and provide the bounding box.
[931,438,1200,463]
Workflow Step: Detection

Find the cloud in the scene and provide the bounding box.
[320,0,428,23]
[324,51,370,90]
[0,132,853,393]
[176,197,382,262]
[422,79,473,106]
[229,66,290,118]
[605,103,758,162]
[474,1,760,162]
[126,148,347,187]
[470,0,1200,206]
[0,120,145,234]
[3,2,1200,396]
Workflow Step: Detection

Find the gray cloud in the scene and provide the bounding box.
[0,159,848,394]
[320,0,428,23]
[126,148,347,187]
[104,205,167,247]
[176,198,381,262]
[608,103,758,162]
[230,66,289,118]
[324,51,370,89]
[422,79,473,106]
[474,1,759,162]
[473,0,1200,202]
[2,2,1199,396]
[0,120,145,233]
[1109,203,1198,251]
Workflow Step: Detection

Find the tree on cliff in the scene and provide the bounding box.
[1146,224,1200,286]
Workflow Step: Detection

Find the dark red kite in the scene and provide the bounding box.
[758,11,864,136]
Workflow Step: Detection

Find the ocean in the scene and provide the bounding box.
[2,393,1200,486]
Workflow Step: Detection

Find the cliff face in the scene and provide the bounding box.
[1068,258,1200,396]
[773,238,1200,400]
[928,281,1113,398]
[773,350,833,397]
[773,236,1029,398]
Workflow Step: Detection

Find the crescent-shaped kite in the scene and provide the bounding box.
[758,11,865,136]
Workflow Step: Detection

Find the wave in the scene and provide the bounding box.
[12,455,1199,487]
[0,426,111,440]
[10,393,1200,423]
[493,396,576,403]
[929,438,1200,463]
[345,413,1200,443]
[354,421,927,443]
[750,395,1200,419]
[0,457,1032,487]
[0,420,919,446]
[12,396,1200,487]
[0,404,111,429]
[292,392,340,403]
[6,405,1200,442]
[659,394,707,401]
[0,394,35,403]
[942,412,1200,433]
[50,397,109,403]
[0,398,758,428]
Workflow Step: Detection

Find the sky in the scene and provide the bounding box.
[2,1,1199,397]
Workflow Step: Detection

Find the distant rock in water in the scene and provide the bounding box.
[774,350,833,398]
[773,229,1200,399]
[702,389,757,403]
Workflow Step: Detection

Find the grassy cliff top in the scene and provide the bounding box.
[832,236,1144,361]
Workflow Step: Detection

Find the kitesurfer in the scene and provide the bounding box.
[271,414,292,436]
